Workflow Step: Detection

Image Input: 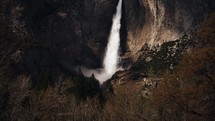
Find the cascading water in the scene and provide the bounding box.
[103,0,122,77]
[81,0,123,83]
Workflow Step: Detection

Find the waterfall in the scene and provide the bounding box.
[81,0,123,83]
[103,0,122,77]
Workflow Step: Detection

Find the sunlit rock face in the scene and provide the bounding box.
[124,0,215,59]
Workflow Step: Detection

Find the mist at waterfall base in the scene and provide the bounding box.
[81,0,122,84]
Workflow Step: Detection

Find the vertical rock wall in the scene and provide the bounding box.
[2,0,215,72]
[124,0,215,59]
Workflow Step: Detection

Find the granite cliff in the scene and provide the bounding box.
[1,0,215,75]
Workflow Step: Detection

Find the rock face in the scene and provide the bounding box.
[3,0,215,73]
[124,0,215,58]
[6,0,119,70]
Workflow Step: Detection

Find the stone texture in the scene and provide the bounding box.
[124,0,215,59]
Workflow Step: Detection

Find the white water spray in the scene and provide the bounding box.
[81,0,123,83]
[104,0,122,76]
